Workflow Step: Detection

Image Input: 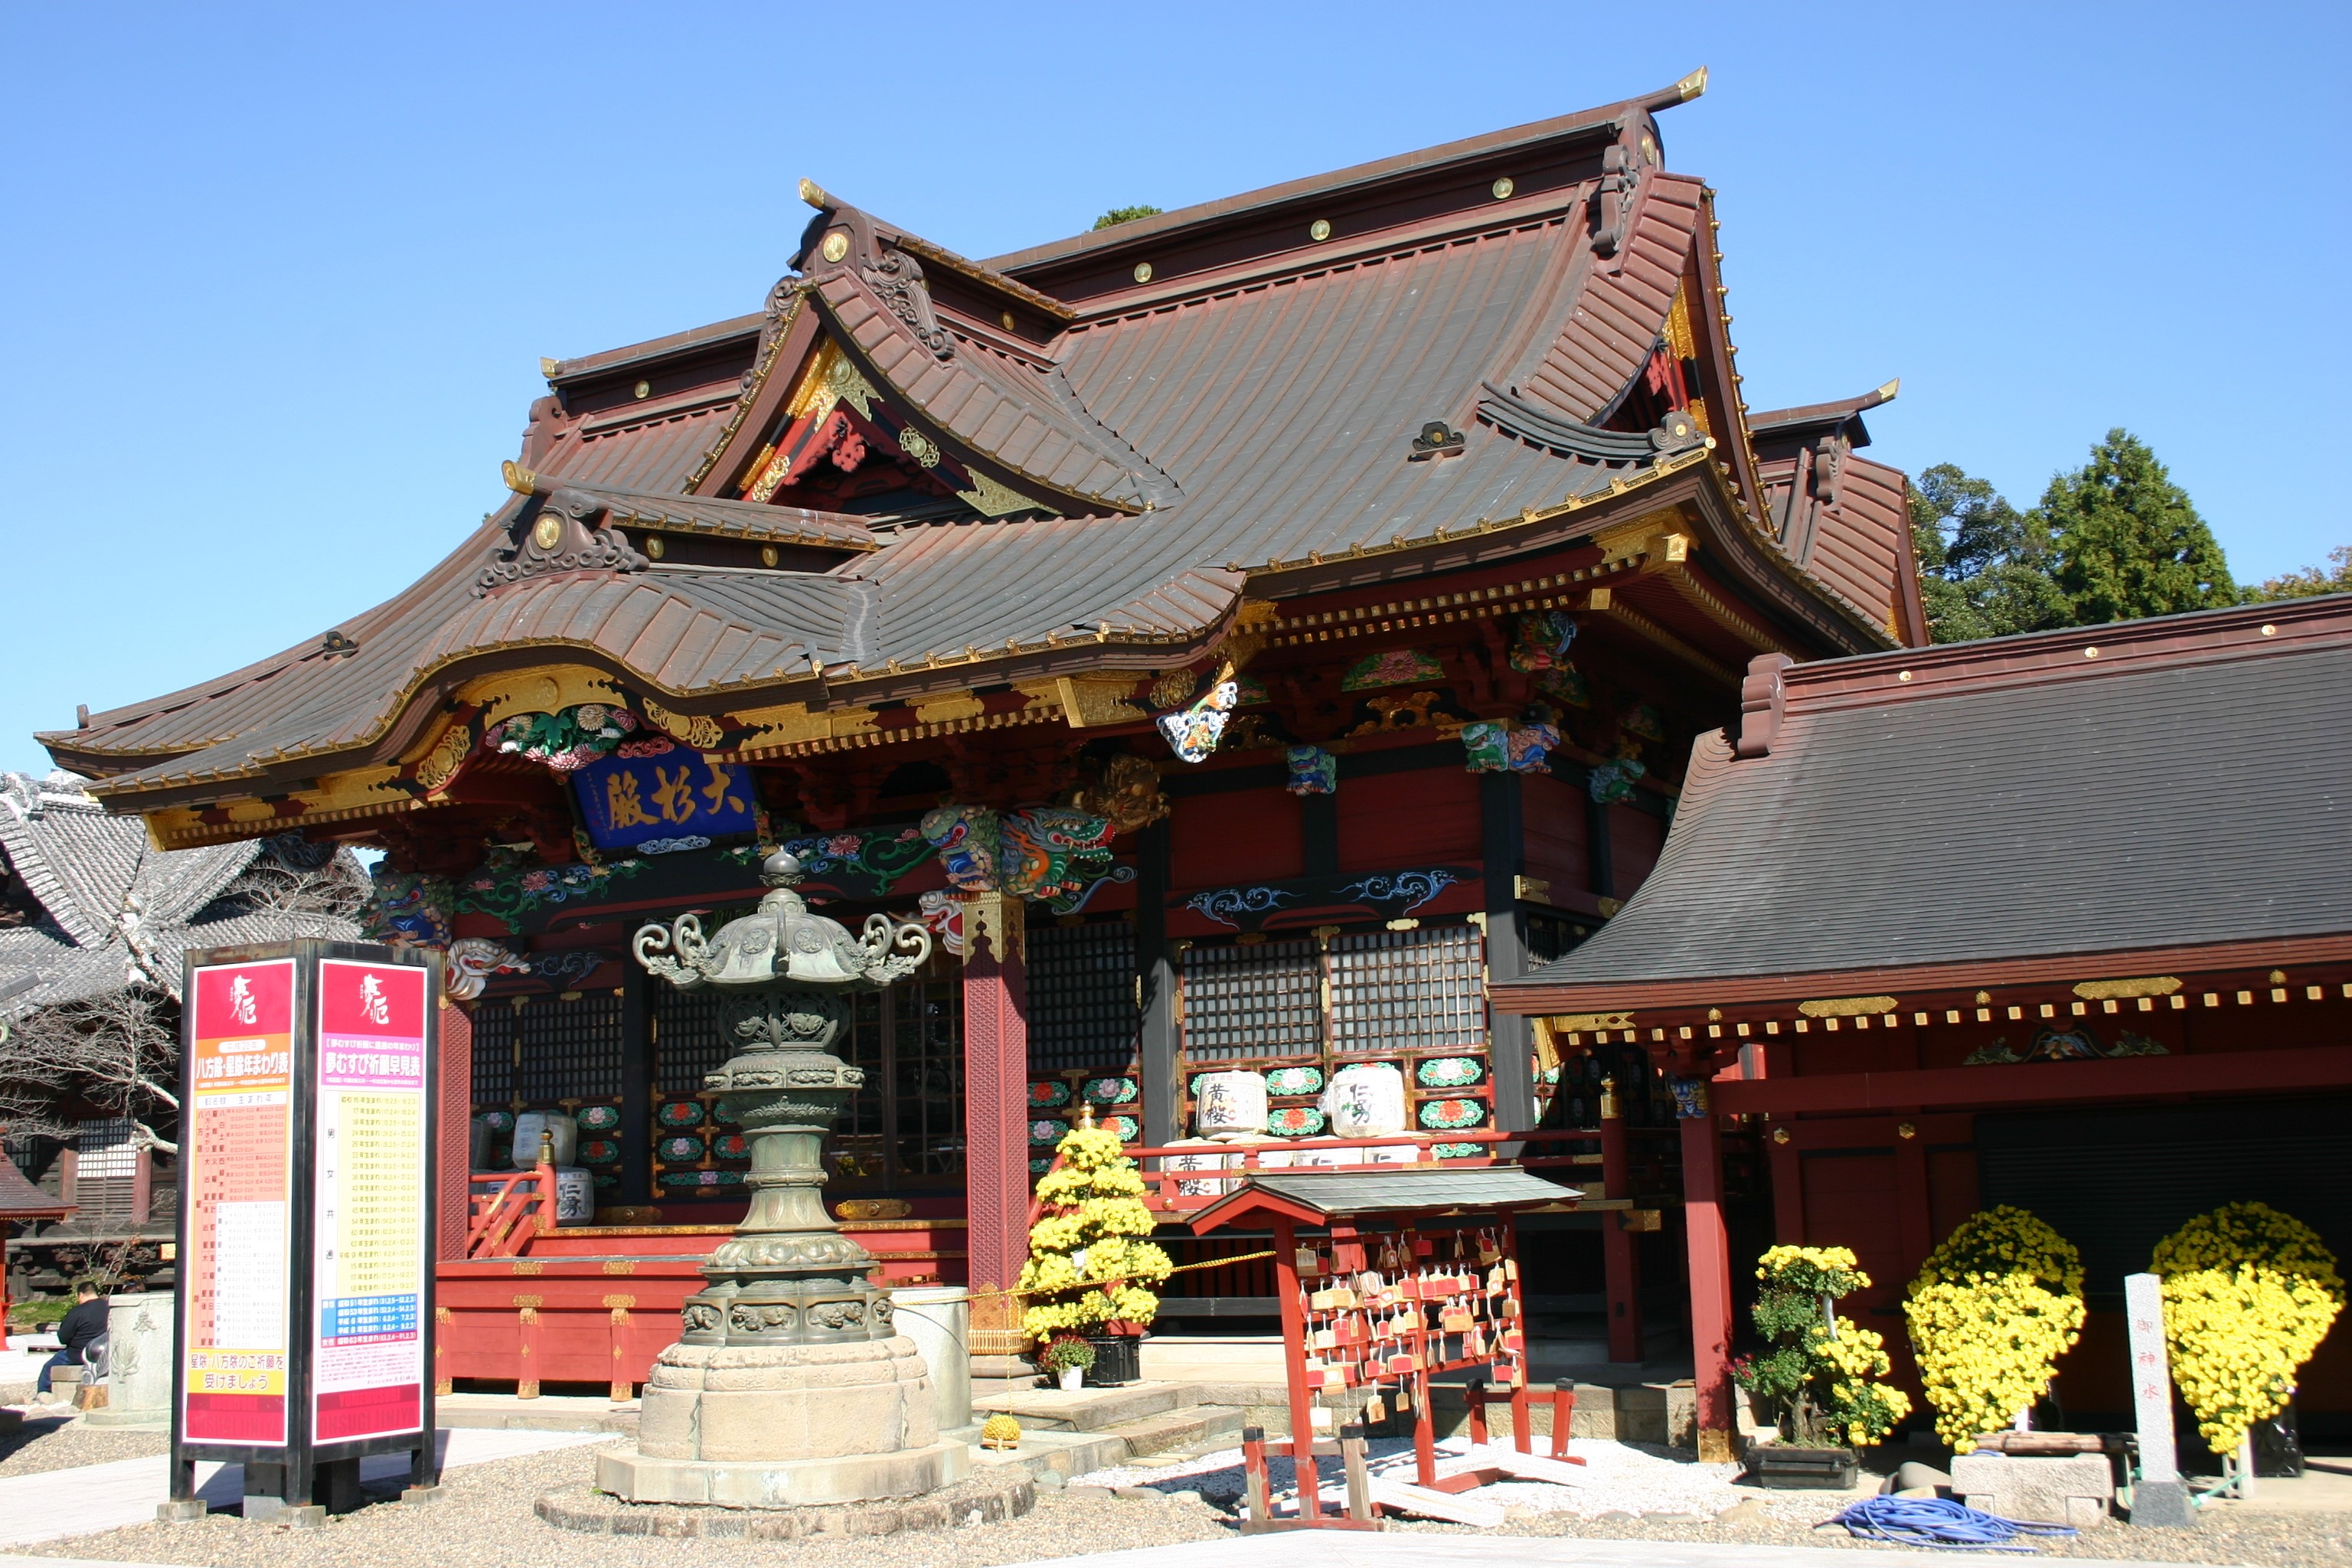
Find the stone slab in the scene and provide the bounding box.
[974,1381,1187,1432]
[537,1465,1032,1539]
[1099,1405,1245,1456]
[970,1428,1129,1481]
[1952,1450,2113,1529]
[599,1437,968,1508]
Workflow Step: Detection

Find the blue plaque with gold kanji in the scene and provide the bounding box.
[571,750,756,850]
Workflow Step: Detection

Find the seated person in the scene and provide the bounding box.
[36,1279,108,1399]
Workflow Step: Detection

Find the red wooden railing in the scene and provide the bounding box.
[1029,1127,1625,1224]
[466,1152,557,1259]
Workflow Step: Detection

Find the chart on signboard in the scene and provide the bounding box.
[182,958,297,1445]
[312,958,430,1441]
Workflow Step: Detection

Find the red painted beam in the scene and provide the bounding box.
[1714,1044,2352,1117]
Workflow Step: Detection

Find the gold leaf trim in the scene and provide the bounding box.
[1798,995,1899,1018]
[2072,975,2182,1001]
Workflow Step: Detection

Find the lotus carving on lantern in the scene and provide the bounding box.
[632,851,930,991]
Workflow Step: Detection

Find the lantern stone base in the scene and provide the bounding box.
[598,1439,970,1509]
[604,1334,962,1508]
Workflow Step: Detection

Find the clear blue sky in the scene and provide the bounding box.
[5,2,2344,774]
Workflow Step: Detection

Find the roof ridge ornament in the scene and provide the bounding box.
[476,475,648,596]
[1734,652,1793,759]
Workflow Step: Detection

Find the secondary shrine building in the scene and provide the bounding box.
[42,75,1933,1432]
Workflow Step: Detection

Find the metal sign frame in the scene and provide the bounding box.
[168,939,440,1516]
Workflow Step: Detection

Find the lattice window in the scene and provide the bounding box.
[824,952,965,1191]
[511,992,623,1104]
[1178,939,1322,1061]
[74,1117,139,1227]
[1326,926,1485,1055]
[1027,922,1138,1073]
[654,985,727,1096]
[469,1002,516,1108]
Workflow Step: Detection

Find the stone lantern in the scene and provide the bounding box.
[596,851,966,1508]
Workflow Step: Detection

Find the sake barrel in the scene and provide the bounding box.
[1192,1070,1269,1139]
[511,1109,578,1168]
[1321,1062,1408,1137]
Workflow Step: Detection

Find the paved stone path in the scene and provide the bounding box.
[0,1426,609,1547]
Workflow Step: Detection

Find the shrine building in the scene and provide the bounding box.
[39,73,1936,1429]
[1494,594,2352,1457]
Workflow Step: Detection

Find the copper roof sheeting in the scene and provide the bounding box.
[1762,451,1912,639]
[1494,598,2352,1006]
[47,84,1920,805]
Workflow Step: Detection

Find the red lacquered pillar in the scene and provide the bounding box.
[1598,1083,1644,1364]
[437,1001,473,1260]
[1679,1085,1736,1462]
[960,893,1032,1297]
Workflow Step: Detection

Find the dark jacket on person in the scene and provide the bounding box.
[57,1297,109,1354]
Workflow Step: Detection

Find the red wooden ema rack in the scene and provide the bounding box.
[1185,1165,1578,1528]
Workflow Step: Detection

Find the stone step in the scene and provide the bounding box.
[1098,1403,1245,1457]
[968,1426,1131,1481]
[972,1380,1188,1432]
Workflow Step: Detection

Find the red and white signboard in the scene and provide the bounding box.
[310,959,430,1441]
[182,959,298,1445]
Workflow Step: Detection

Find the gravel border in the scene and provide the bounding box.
[535,1466,1034,1538]
[0,1413,170,1477]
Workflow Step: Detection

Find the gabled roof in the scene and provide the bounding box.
[1492,596,2352,1013]
[0,773,360,1018]
[44,75,1920,817]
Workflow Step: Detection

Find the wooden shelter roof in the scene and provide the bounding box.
[43,73,1924,818]
[1491,596,2352,1014]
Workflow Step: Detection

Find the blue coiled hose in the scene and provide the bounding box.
[1824,1495,2082,1552]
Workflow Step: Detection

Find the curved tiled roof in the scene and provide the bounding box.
[44,82,1917,810]
[0,773,358,1018]
[1495,598,2352,1007]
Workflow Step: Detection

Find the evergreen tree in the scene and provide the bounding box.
[1092,204,1163,230]
[2040,430,2236,623]
[1908,464,2071,643]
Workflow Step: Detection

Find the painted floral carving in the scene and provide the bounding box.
[1341,648,1446,691]
[490,703,643,772]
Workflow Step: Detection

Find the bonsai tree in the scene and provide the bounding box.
[1732,1245,1911,1449]
[1017,1113,1172,1342]
[2153,1202,2344,1460]
[1904,1206,2086,1450]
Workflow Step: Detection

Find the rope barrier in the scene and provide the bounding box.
[1821,1495,2079,1552]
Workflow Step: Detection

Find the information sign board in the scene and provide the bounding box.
[168,940,439,1518]
[311,959,430,1441]
[182,957,297,1444]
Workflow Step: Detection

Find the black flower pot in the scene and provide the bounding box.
[1749,1445,1857,1489]
[1084,1334,1141,1387]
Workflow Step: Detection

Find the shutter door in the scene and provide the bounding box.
[1977,1095,2352,1304]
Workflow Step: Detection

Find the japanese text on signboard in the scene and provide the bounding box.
[571,751,755,850]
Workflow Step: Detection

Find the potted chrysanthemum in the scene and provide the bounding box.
[1733,1245,1911,1488]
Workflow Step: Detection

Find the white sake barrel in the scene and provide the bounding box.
[511,1110,578,1168]
[1193,1070,1269,1138]
[553,1165,596,1225]
[1321,1062,1408,1137]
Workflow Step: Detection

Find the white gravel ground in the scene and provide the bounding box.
[1075,1436,1779,1520]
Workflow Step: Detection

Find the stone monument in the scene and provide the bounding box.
[596,851,966,1508]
